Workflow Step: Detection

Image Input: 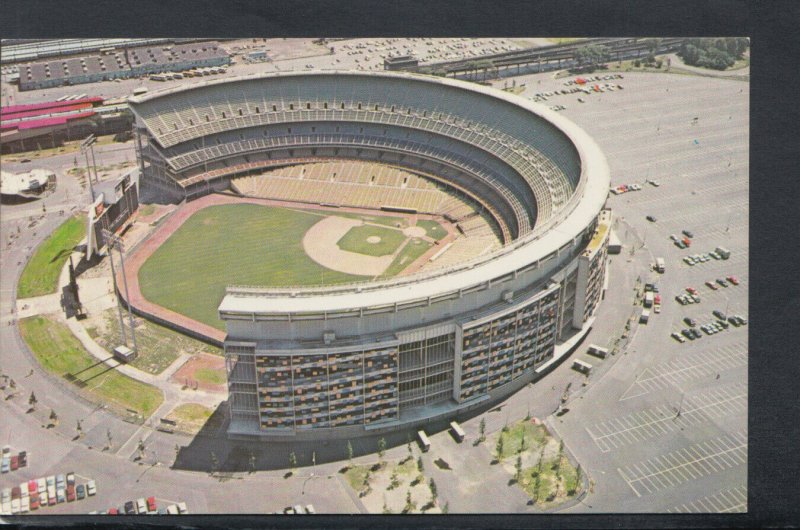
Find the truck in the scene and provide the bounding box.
[572,359,592,374]
[644,292,654,308]
[640,309,650,324]
[715,247,731,259]
[655,257,665,273]
[587,344,608,359]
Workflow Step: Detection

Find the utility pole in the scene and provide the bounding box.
[80,135,98,200]
[103,229,137,354]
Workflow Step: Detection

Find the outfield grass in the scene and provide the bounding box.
[379,238,433,278]
[17,215,85,298]
[138,204,368,330]
[19,315,163,418]
[336,224,407,257]
[415,219,448,241]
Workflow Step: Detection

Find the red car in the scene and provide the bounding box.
[705,280,718,290]
[29,493,40,510]
[654,294,661,305]
[108,507,119,515]
[727,275,739,285]
[10,455,18,471]
[147,496,157,513]
[686,287,698,295]
[66,484,76,502]
[28,480,38,495]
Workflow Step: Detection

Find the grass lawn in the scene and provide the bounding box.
[138,203,368,330]
[17,215,86,298]
[497,421,548,460]
[336,224,407,257]
[138,204,156,217]
[415,219,448,241]
[519,454,582,504]
[165,403,213,434]
[19,316,163,418]
[89,308,221,374]
[194,367,226,385]
[379,238,432,279]
[344,464,372,491]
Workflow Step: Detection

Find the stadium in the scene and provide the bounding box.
[125,70,611,440]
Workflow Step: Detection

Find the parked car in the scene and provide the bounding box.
[2,458,11,473]
[56,488,65,503]
[686,287,698,295]
[682,329,694,339]
[124,501,136,514]
[646,215,656,222]
[671,332,686,343]
[18,452,27,467]
[691,328,702,339]
[108,507,119,515]
[147,496,157,513]
[684,317,697,327]
[713,309,727,320]
[716,278,728,287]
[10,456,18,471]
[705,280,718,290]
[306,504,316,514]
[177,502,188,514]
[27,480,37,495]
[682,230,694,238]
[86,480,96,496]
[66,485,75,502]
[166,504,179,515]
[47,486,56,505]
[29,493,40,510]
[727,275,739,285]
[683,256,695,265]
[76,484,85,500]
[136,498,147,514]
[66,472,75,486]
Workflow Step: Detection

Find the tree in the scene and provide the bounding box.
[137,439,146,459]
[106,429,113,449]
[377,437,387,464]
[429,477,438,503]
[28,391,37,410]
[479,418,486,442]
[210,451,219,473]
[496,435,505,460]
[347,440,354,464]
[417,455,424,473]
[49,409,58,425]
[249,451,256,473]
[404,489,416,513]
[76,419,83,438]
[406,434,413,459]
[382,496,391,514]
[575,464,582,486]
[389,468,400,490]
[520,430,526,452]
[442,501,449,514]
[515,455,523,483]
[288,451,297,469]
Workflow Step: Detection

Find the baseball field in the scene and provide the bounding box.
[136,201,444,330]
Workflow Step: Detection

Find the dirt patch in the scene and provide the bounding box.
[302,216,394,276]
[170,353,226,393]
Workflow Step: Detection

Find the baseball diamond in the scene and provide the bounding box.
[126,70,611,440]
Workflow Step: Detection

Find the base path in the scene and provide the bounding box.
[302,216,394,276]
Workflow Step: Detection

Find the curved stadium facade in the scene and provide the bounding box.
[128,71,612,440]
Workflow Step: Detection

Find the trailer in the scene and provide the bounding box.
[587,344,608,359]
[572,359,592,374]
[449,421,466,443]
[417,430,431,452]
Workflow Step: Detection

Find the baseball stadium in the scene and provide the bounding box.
[124,71,611,440]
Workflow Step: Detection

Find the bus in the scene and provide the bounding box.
[449,421,466,443]
[587,344,608,359]
[655,257,665,273]
[572,359,592,374]
[417,430,431,452]
[133,87,148,96]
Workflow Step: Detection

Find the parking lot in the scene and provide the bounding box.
[527,69,748,512]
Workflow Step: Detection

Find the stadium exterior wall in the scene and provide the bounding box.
[127,71,611,440]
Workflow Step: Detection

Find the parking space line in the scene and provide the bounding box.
[618,467,642,498]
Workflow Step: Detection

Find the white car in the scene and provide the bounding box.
[1,500,11,515]
[11,498,20,514]
[86,480,96,496]
[136,498,147,514]
[177,502,188,514]
[166,504,179,515]
[20,496,29,513]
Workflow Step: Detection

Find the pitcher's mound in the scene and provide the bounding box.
[366,236,382,244]
[403,226,427,238]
